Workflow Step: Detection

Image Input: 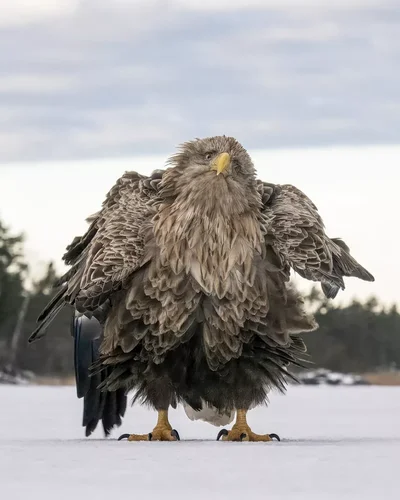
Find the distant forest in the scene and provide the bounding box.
[0,216,399,377]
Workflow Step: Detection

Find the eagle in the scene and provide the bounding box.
[30,136,374,442]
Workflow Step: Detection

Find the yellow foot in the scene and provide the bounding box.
[217,426,279,442]
[118,427,180,442]
[216,409,280,442]
[118,410,180,442]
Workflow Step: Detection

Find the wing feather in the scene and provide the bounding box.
[258,182,374,298]
[29,169,164,343]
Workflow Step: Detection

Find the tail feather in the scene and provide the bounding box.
[83,375,126,437]
[72,313,127,437]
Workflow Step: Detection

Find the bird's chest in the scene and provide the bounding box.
[157,219,261,300]
[140,215,268,338]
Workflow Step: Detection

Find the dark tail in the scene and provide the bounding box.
[71,313,127,437]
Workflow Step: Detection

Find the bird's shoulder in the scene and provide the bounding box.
[88,169,166,224]
[102,169,165,208]
[257,180,318,211]
[62,169,166,267]
[256,180,322,227]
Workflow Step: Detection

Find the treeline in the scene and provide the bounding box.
[0,217,399,377]
[0,219,73,376]
[302,290,400,373]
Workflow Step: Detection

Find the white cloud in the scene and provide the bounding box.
[1,0,79,27]
[247,24,342,43]
[0,129,50,158]
[174,0,397,12]
[0,0,398,161]
[73,122,175,149]
[0,74,77,93]
[1,0,395,30]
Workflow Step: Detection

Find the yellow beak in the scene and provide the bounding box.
[211,152,231,175]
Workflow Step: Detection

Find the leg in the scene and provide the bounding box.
[118,408,180,441]
[217,409,280,442]
[118,365,181,442]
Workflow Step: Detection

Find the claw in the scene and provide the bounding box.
[269,433,281,441]
[217,428,281,442]
[148,433,153,441]
[118,433,130,441]
[171,429,180,441]
[216,429,229,441]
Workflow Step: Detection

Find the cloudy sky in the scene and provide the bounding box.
[1,0,400,161]
[0,1,398,306]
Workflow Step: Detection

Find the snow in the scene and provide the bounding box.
[1,385,399,500]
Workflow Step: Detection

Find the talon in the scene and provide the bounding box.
[118,410,178,441]
[217,429,229,441]
[171,429,180,441]
[269,433,281,442]
[118,434,130,441]
[217,410,281,442]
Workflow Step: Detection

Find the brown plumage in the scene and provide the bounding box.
[30,136,374,439]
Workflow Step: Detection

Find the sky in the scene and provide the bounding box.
[0,0,398,306]
[0,0,400,161]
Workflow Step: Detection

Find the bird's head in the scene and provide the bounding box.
[163,136,260,213]
[168,135,256,182]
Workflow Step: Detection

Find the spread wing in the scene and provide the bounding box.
[29,169,165,343]
[258,181,374,298]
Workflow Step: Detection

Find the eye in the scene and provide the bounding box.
[232,159,241,171]
[205,151,215,160]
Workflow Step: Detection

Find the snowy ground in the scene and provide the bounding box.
[0,385,399,500]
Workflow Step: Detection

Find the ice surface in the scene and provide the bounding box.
[0,384,399,500]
